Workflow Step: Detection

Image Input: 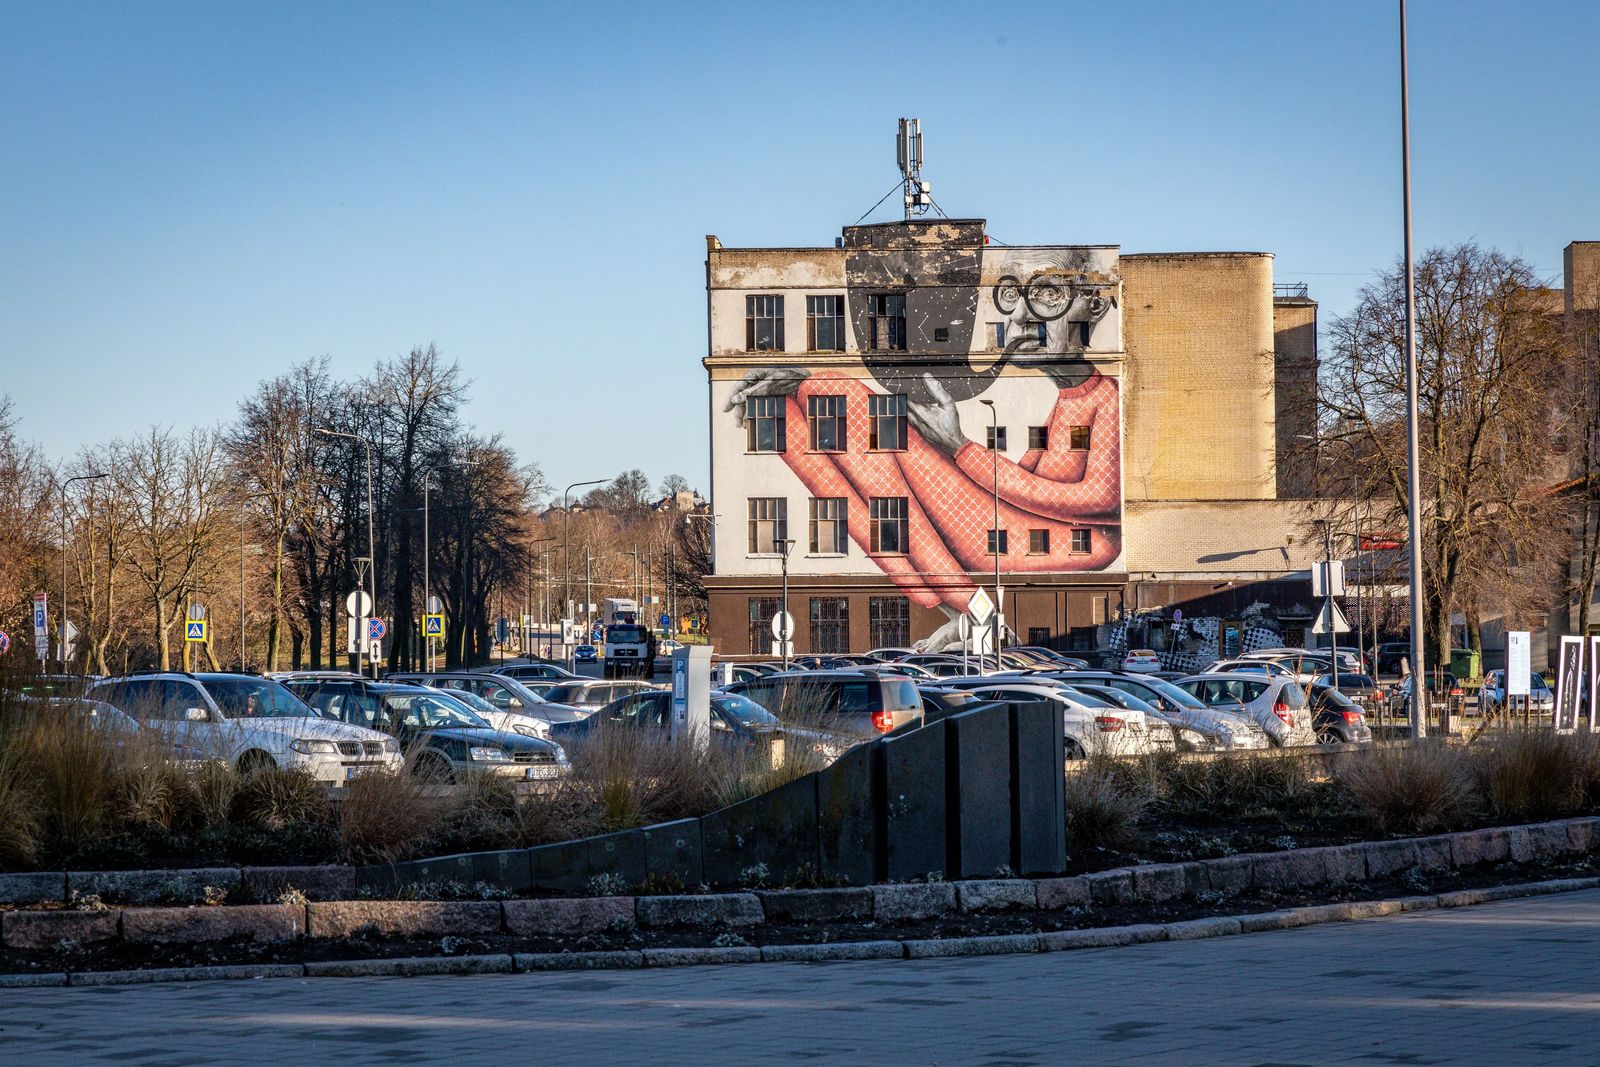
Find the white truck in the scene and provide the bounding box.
[601,598,653,678]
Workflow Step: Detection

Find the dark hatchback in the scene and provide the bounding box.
[549,689,783,753]
[284,678,566,782]
[1308,684,1375,744]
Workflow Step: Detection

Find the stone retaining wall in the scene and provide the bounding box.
[5,817,1596,954]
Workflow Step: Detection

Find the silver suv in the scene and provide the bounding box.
[90,672,402,783]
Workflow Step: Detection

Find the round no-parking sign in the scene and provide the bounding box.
[0,630,10,655]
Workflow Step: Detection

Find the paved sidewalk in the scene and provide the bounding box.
[4,889,1600,1065]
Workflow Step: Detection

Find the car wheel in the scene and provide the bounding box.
[236,750,276,775]
[410,750,455,784]
[1064,738,1087,761]
[1316,728,1342,745]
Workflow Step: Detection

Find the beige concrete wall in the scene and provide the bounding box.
[1567,241,1600,312]
[1273,298,1319,498]
[1121,253,1278,501]
[1124,499,1323,580]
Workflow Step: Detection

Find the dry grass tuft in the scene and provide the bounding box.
[1472,729,1600,822]
[232,765,330,831]
[336,769,446,864]
[1064,758,1148,852]
[1337,740,1474,834]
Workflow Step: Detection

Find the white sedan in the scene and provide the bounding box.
[938,681,1168,759]
[1121,649,1162,673]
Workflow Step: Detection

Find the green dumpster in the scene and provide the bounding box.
[1449,647,1481,681]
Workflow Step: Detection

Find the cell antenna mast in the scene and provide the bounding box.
[896,117,931,219]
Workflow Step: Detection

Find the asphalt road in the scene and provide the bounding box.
[4,889,1599,1065]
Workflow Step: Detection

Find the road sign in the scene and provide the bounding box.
[1309,600,1351,636]
[770,612,795,641]
[34,637,48,660]
[0,631,9,655]
[495,617,509,644]
[60,621,78,661]
[957,615,972,641]
[1172,608,1183,624]
[426,595,442,614]
[185,619,207,642]
[967,588,995,626]
[1506,632,1531,696]
[423,614,444,637]
[771,640,794,658]
[345,590,372,619]
[659,613,671,631]
[32,593,48,639]
[368,639,382,662]
[347,617,365,655]
[368,618,386,641]
[590,625,603,643]
[1311,560,1346,598]
[187,603,206,622]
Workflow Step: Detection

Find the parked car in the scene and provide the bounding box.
[1006,646,1089,670]
[1308,672,1382,704]
[1201,658,1296,679]
[488,661,580,681]
[867,647,917,662]
[386,670,586,727]
[1376,642,1415,675]
[1066,683,1216,753]
[724,670,923,738]
[1385,672,1461,717]
[538,678,663,711]
[856,662,939,681]
[1307,684,1374,745]
[917,686,987,723]
[89,672,403,783]
[17,674,95,699]
[940,681,1170,759]
[1174,673,1316,747]
[1049,671,1268,750]
[1477,669,1557,718]
[549,689,786,757]
[573,644,597,663]
[1121,649,1162,673]
[285,677,566,783]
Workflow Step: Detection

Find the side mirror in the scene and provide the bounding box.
[508,697,523,708]
[185,707,209,722]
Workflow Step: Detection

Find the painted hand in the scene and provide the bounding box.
[724,366,810,425]
[908,373,966,455]
[1041,357,1094,390]
[913,607,965,654]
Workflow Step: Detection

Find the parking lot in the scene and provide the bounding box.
[3,888,1598,1065]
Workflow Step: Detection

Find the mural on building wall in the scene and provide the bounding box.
[726,247,1123,650]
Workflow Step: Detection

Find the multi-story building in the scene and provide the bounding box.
[701,216,1325,656]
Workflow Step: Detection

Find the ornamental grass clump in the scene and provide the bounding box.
[1336,740,1474,834]
[1064,757,1149,852]
[1471,729,1600,822]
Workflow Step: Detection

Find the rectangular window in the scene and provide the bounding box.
[1035,322,1048,346]
[809,497,848,554]
[868,393,908,451]
[745,395,786,453]
[1068,425,1091,451]
[809,597,849,655]
[1069,626,1096,652]
[985,425,1007,451]
[745,295,784,352]
[1028,425,1049,450]
[869,497,909,554]
[748,596,782,655]
[807,394,845,452]
[1027,627,1052,647]
[1028,529,1050,554]
[1070,528,1092,554]
[986,529,1009,555]
[992,323,1006,349]
[748,498,788,555]
[806,295,845,352]
[869,596,910,648]
[867,293,907,351]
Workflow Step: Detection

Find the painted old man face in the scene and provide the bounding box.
[992,252,1118,360]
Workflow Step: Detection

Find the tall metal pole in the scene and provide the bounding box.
[239,521,246,669]
[60,473,106,672]
[423,473,431,671]
[980,400,1001,671]
[779,538,794,670]
[315,428,379,679]
[1399,0,1427,738]
[561,479,605,633]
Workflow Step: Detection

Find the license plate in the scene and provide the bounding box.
[524,766,561,780]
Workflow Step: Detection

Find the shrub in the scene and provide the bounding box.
[0,747,40,866]
[1472,730,1598,821]
[231,765,330,831]
[1149,750,1322,821]
[1337,741,1474,834]
[16,713,118,852]
[338,769,446,863]
[1064,761,1147,852]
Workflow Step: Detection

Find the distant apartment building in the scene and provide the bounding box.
[701,216,1326,655]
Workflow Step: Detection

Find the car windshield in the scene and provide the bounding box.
[1313,685,1359,709]
[1129,676,1208,710]
[201,676,319,718]
[714,694,779,726]
[444,689,503,716]
[380,691,489,730]
[608,626,647,643]
[1316,673,1375,688]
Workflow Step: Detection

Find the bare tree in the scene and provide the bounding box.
[1322,244,1566,666]
[1561,300,1600,635]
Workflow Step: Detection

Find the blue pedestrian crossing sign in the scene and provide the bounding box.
[424,614,444,637]
[185,620,207,642]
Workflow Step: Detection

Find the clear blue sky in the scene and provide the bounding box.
[3,0,1595,496]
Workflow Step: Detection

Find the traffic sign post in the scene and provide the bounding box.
[32,592,48,664]
[0,631,10,655]
[423,614,444,638]
[368,618,386,642]
[345,590,372,619]
[185,619,208,643]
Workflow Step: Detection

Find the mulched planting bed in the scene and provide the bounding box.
[5,852,1597,978]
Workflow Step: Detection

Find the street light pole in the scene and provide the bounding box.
[561,479,606,636]
[1399,0,1427,738]
[315,428,379,680]
[422,471,432,671]
[979,400,1001,671]
[777,537,795,670]
[60,472,107,672]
